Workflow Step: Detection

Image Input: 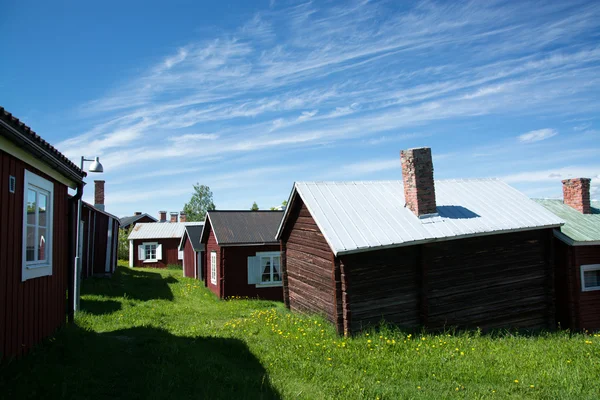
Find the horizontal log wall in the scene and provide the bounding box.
[132,238,181,268]
[339,246,420,333]
[425,229,553,330]
[283,200,336,324]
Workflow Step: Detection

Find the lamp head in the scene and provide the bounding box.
[88,157,104,173]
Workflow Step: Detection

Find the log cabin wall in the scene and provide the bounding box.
[424,229,554,330]
[221,244,282,300]
[338,246,420,333]
[339,229,554,333]
[281,197,337,324]
[0,149,70,359]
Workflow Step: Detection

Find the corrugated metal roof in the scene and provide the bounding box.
[277,179,564,256]
[534,199,600,244]
[204,211,283,245]
[128,222,204,240]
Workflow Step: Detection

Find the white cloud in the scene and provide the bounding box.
[501,166,600,183]
[517,128,558,143]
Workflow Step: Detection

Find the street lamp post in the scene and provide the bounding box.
[74,156,104,313]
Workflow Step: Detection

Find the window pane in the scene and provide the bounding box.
[584,270,600,288]
[38,227,47,261]
[261,257,271,282]
[273,256,281,281]
[27,189,36,225]
[26,226,35,261]
[38,192,48,227]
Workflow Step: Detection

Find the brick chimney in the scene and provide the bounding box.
[179,211,187,223]
[134,211,142,216]
[400,147,437,217]
[170,212,178,223]
[94,180,105,211]
[159,211,167,222]
[562,178,591,214]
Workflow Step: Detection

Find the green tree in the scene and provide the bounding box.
[183,183,216,222]
[251,201,259,211]
[118,225,133,260]
[270,200,288,210]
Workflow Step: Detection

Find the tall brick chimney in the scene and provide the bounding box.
[94,180,105,211]
[170,212,178,223]
[159,211,167,222]
[562,178,591,214]
[400,147,437,217]
[179,211,187,223]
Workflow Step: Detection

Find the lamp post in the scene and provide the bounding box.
[74,156,104,313]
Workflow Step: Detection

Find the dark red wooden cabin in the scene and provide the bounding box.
[200,211,284,300]
[180,224,205,279]
[128,220,203,268]
[79,200,120,278]
[277,148,564,335]
[119,212,157,230]
[0,107,85,359]
[536,179,600,331]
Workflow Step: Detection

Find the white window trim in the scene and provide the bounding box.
[256,251,282,287]
[581,264,600,292]
[22,170,54,281]
[210,251,217,285]
[142,242,159,263]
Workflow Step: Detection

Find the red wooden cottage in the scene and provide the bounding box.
[276,147,565,335]
[128,213,203,268]
[535,178,600,331]
[0,107,86,359]
[78,180,120,278]
[180,224,205,279]
[119,212,157,230]
[200,211,284,300]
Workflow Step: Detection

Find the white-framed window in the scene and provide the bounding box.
[138,242,162,263]
[581,264,600,292]
[248,251,282,287]
[22,170,54,281]
[210,251,217,285]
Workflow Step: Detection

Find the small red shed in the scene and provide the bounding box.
[0,107,85,359]
[536,178,600,331]
[127,219,203,268]
[277,147,564,335]
[200,211,284,300]
[179,224,205,279]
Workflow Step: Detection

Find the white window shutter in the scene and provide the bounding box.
[156,244,163,260]
[178,250,183,260]
[247,256,260,284]
[138,245,145,261]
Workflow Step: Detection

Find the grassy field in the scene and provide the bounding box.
[1,261,599,399]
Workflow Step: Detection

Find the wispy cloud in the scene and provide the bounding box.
[518,128,558,143]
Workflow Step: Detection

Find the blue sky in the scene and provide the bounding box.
[1,0,599,218]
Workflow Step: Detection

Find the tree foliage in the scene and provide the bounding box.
[251,201,259,211]
[270,200,288,210]
[183,183,216,222]
[118,226,133,260]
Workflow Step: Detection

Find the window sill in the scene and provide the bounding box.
[143,259,158,263]
[256,282,283,288]
[582,287,600,292]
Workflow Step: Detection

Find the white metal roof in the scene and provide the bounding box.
[276,179,564,256]
[128,222,204,240]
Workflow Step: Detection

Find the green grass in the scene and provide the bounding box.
[1,261,599,399]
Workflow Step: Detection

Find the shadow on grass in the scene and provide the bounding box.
[0,326,280,400]
[80,299,121,315]
[82,267,177,302]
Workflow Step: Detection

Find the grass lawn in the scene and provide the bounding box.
[1,261,599,399]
